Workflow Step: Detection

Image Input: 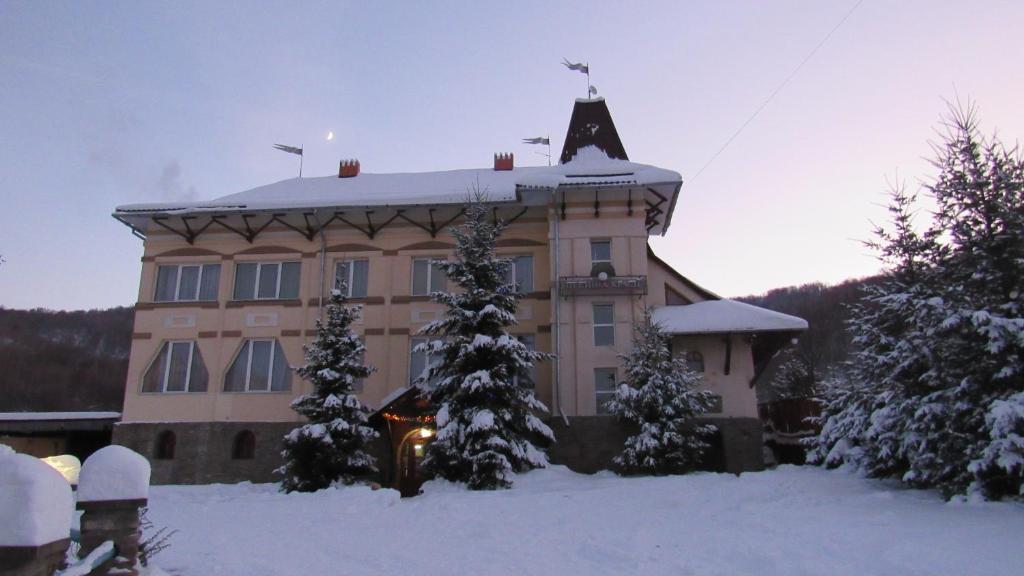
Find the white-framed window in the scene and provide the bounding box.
[594,368,617,415]
[412,258,447,295]
[155,264,220,302]
[591,240,611,265]
[334,259,369,298]
[142,341,208,393]
[233,262,301,300]
[685,351,705,373]
[593,303,614,346]
[512,334,537,389]
[224,339,291,392]
[409,337,444,385]
[502,255,534,293]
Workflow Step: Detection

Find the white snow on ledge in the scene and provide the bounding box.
[653,300,808,335]
[0,411,121,421]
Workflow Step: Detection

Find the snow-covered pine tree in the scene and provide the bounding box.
[606,312,717,475]
[809,103,1024,499]
[416,197,554,490]
[279,289,378,492]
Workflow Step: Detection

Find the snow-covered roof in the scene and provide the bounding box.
[652,300,808,335]
[114,146,680,215]
[0,411,121,421]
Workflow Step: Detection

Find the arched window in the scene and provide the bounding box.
[142,341,209,393]
[231,430,256,460]
[155,430,176,460]
[224,339,291,392]
[685,351,705,374]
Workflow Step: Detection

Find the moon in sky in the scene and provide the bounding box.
[326,131,334,141]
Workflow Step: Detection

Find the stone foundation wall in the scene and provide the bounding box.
[547,416,764,475]
[114,422,297,485]
[115,416,763,485]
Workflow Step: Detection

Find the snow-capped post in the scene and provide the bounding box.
[607,311,718,475]
[279,288,378,492]
[416,192,555,490]
[0,451,73,576]
[76,445,151,576]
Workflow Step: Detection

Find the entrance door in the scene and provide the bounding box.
[397,432,431,497]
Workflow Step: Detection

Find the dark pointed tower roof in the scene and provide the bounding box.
[559,97,628,164]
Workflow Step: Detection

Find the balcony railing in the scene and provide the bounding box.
[557,275,648,297]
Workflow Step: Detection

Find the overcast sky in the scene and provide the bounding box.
[2,1,1023,310]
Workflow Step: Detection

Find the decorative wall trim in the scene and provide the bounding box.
[221,330,242,338]
[537,324,552,333]
[151,247,225,258]
[391,295,432,304]
[135,301,220,311]
[306,296,385,307]
[131,332,152,340]
[389,327,410,335]
[280,329,301,337]
[198,331,218,338]
[232,245,303,256]
[304,329,318,337]
[496,238,546,247]
[327,243,379,253]
[396,240,455,251]
[523,291,552,301]
[364,328,385,336]
[226,299,303,309]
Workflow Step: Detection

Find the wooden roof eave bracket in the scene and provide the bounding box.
[113,214,147,240]
[152,216,195,245]
[397,210,437,237]
[211,215,252,242]
[333,212,373,239]
[272,213,316,241]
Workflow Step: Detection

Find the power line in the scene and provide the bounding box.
[690,0,866,183]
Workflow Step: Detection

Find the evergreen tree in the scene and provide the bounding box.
[809,104,1024,499]
[416,198,554,490]
[607,313,717,475]
[279,289,378,492]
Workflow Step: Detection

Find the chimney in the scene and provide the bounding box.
[338,159,360,178]
[493,153,513,171]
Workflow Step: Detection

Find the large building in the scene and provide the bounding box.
[112,98,806,489]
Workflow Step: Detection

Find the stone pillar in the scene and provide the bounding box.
[77,499,147,576]
[0,452,73,576]
[76,445,152,576]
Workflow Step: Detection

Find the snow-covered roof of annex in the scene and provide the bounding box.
[0,412,122,422]
[652,300,808,335]
[112,145,683,238]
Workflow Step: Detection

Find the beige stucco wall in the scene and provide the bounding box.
[121,186,758,424]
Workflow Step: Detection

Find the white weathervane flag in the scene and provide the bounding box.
[561,59,589,74]
[273,144,303,156]
[273,143,304,177]
[522,136,552,166]
[562,58,593,99]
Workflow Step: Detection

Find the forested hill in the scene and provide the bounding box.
[0,306,133,412]
[737,276,880,390]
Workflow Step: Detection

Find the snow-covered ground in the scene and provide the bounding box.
[146,465,1023,576]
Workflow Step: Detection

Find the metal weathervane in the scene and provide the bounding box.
[522,136,551,166]
[273,143,304,177]
[562,58,597,98]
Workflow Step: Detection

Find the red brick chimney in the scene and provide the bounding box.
[338,159,360,178]
[493,153,513,171]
